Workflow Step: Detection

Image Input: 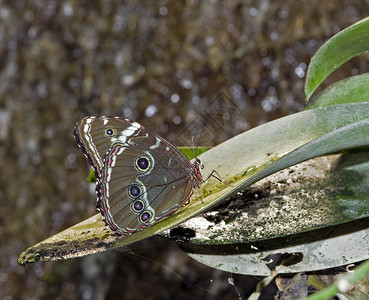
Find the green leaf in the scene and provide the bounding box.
[306,259,369,300]
[169,126,369,245]
[178,147,211,160]
[305,17,369,101]
[86,169,96,183]
[18,103,369,265]
[306,73,369,109]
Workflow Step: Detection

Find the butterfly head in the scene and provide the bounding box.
[194,157,204,169]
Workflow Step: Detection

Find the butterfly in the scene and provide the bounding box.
[73,116,204,235]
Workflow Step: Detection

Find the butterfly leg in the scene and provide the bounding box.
[203,170,233,187]
[186,188,203,204]
[195,187,204,204]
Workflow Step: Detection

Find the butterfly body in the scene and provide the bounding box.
[74,116,202,235]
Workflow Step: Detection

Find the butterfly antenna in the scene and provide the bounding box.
[193,121,205,158]
[191,135,197,159]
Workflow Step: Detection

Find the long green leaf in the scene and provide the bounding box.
[306,73,369,109]
[18,103,369,265]
[306,259,369,300]
[305,17,369,101]
[164,120,369,244]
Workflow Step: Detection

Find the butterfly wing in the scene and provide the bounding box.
[74,116,197,235]
[98,141,194,234]
[74,116,125,176]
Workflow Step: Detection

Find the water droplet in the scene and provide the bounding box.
[145,105,157,117]
[171,94,180,103]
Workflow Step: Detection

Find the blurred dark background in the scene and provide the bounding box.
[1,1,368,299]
